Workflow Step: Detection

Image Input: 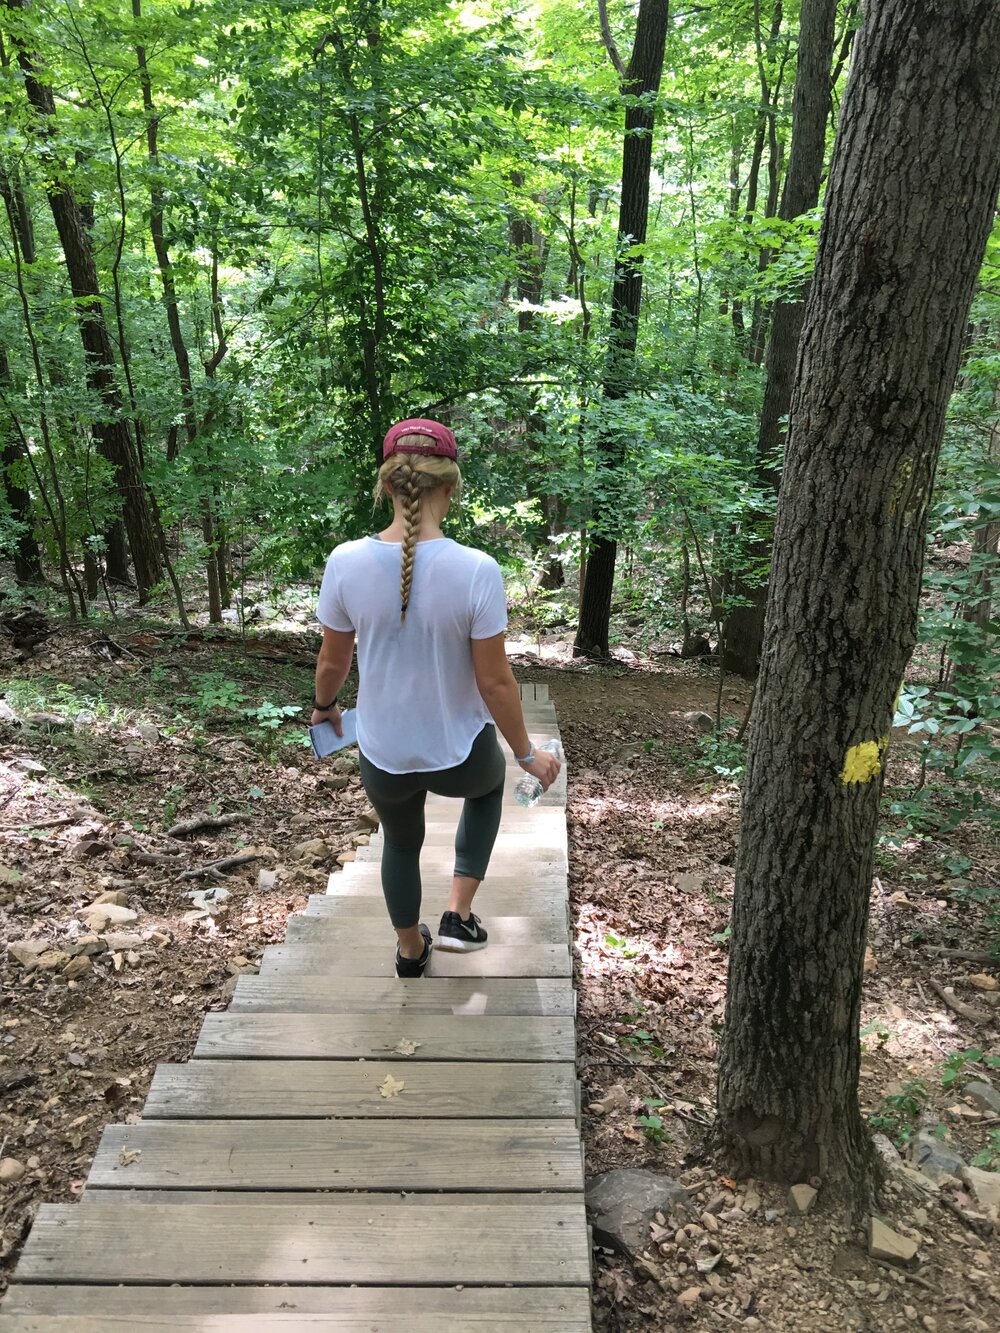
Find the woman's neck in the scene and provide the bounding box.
[379,506,445,543]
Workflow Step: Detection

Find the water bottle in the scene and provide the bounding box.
[514,739,564,807]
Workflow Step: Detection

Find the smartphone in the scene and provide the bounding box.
[308,708,358,759]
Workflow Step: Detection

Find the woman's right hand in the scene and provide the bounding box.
[523,748,561,791]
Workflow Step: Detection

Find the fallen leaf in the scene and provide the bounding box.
[378,1074,405,1099]
[118,1148,141,1167]
[588,1082,630,1116]
[389,1039,421,1056]
[622,1125,644,1143]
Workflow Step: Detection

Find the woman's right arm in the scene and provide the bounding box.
[471,634,561,789]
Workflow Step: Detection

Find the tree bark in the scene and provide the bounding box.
[7,0,161,600]
[725,0,838,678]
[575,0,669,658]
[0,345,43,582]
[715,0,1000,1201]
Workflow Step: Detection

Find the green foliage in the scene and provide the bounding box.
[970,1130,1000,1170]
[868,1079,930,1148]
[939,1047,1000,1091]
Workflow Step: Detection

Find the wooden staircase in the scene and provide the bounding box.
[0,684,592,1331]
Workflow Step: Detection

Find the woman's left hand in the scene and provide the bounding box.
[310,705,343,736]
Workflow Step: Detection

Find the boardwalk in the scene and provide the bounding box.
[0,685,592,1331]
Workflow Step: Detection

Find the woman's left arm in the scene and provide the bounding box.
[312,627,356,735]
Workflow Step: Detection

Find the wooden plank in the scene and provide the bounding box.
[144,1059,578,1119]
[228,975,576,1016]
[285,915,568,947]
[257,944,572,979]
[15,1201,592,1285]
[326,874,567,899]
[79,1191,578,1206]
[193,1012,576,1061]
[87,1120,583,1192]
[0,1286,591,1328]
[304,894,561,920]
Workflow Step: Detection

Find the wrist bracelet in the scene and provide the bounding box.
[313,697,338,711]
[515,742,535,765]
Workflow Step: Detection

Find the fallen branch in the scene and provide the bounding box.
[928,978,992,1026]
[939,1193,994,1239]
[128,848,184,867]
[870,1258,936,1292]
[922,947,995,964]
[167,813,245,838]
[178,850,259,881]
[0,815,75,831]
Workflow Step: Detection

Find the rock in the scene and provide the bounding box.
[75,839,112,859]
[968,972,999,991]
[331,756,355,774]
[336,850,356,866]
[965,1081,1000,1115]
[867,1217,919,1265]
[961,1165,1000,1212]
[613,741,645,764]
[742,1189,761,1215]
[289,813,313,829]
[8,939,50,970]
[0,700,19,725]
[10,757,46,776]
[763,1208,780,1224]
[66,935,107,958]
[676,872,703,894]
[25,711,71,730]
[292,838,328,862]
[78,903,139,931]
[319,775,350,791]
[910,1128,965,1184]
[34,949,70,972]
[102,933,145,952]
[682,711,715,734]
[864,946,878,974]
[92,889,129,907]
[0,1157,26,1184]
[136,724,159,743]
[351,833,370,847]
[62,955,92,980]
[586,1169,693,1258]
[257,869,279,891]
[873,1133,902,1170]
[677,1286,702,1306]
[788,1183,818,1215]
[357,810,379,831]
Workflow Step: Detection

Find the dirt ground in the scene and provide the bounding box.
[1,609,998,1330]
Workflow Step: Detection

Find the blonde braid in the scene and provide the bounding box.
[396,460,421,623]
[374,444,462,623]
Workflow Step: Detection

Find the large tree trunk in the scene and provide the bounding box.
[7,0,161,601]
[724,0,838,678]
[715,0,1000,1203]
[576,0,669,658]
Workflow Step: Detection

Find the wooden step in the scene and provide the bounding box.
[86,1119,583,1193]
[303,893,565,920]
[0,1287,590,1329]
[193,1012,576,1061]
[258,943,572,978]
[353,845,567,866]
[285,914,568,946]
[144,1059,579,1120]
[78,1190,579,1206]
[228,975,576,1016]
[326,872,567,898]
[14,1200,592,1285]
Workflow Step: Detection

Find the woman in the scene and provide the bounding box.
[312,418,562,977]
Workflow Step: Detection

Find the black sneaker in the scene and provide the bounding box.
[436,910,488,952]
[395,924,433,978]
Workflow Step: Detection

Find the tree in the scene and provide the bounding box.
[715,0,1000,1201]
[575,0,669,659]
[5,0,162,600]
[723,0,839,677]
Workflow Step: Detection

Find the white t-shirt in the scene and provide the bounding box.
[316,536,508,773]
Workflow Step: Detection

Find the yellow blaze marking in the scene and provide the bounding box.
[840,738,888,784]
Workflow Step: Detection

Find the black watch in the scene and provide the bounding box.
[312,696,338,711]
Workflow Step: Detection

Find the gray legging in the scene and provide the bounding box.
[358,724,506,928]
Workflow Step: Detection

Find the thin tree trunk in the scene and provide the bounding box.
[6,0,161,599]
[725,0,839,678]
[576,0,669,659]
[714,0,1000,1201]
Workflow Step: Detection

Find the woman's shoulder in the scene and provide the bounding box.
[326,536,378,565]
[441,538,500,573]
